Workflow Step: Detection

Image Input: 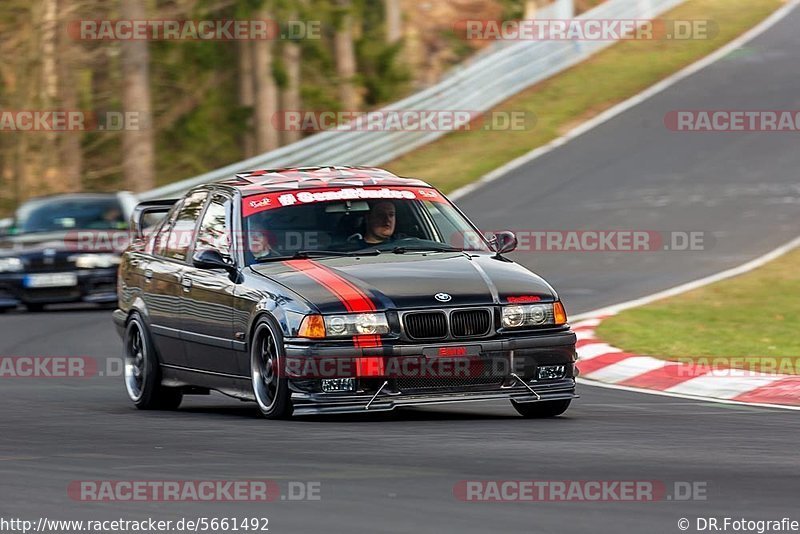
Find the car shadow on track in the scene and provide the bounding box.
[174,403,533,423]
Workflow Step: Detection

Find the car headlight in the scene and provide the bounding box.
[501,301,567,328]
[0,257,23,273]
[298,313,390,339]
[68,253,121,269]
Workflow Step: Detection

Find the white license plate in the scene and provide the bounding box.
[24,273,78,288]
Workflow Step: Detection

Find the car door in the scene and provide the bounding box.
[180,193,240,376]
[145,190,208,368]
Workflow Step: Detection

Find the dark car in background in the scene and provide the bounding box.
[0,192,136,312]
[114,167,577,419]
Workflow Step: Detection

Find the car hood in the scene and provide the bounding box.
[250,252,557,314]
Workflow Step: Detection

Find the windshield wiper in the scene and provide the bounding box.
[391,245,461,254]
[293,249,380,258]
[252,249,380,263]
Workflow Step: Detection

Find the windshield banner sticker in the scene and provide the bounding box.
[243,187,445,216]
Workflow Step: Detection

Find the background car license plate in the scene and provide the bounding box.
[23,273,78,288]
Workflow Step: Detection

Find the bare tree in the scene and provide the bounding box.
[40,0,58,102]
[280,32,301,144]
[57,0,82,192]
[238,41,256,157]
[333,0,360,111]
[252,5,279,152]
[384,0,402,44]
[119,0,155,192]
[524,0,552,19]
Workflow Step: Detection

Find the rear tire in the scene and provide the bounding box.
[124,313,183,410]
[511,399,571,418]
[25,303,44,312]
[251,318,293,419]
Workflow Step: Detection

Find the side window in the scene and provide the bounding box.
[424,200,483,249]
[195,196,231,257]
[164,191,208,262]
[151,201,183,257]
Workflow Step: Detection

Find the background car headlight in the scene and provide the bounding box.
[69,253,121,269]
[0,257,23,273]
[501,302,567,328]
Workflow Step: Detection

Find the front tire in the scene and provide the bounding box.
[124,314,183,410]
[511,399,571,418]
[251,318,292,419]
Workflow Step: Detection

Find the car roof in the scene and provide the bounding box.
[215,166,433,196]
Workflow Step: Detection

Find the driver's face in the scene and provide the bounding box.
[367,202,396,241]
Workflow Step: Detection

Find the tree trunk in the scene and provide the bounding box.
[57,0,82,192]
[524,0,552,19]
[40,0,60,193]
[41,0,58,102]
[280,37,301,145]
[238,40,256,158]
[334,0,360,111]
[119,0,155,192]
[384,0,402,44]
[251,6,279,153]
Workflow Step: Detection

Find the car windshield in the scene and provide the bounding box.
[241,186,491,263]
[14,197,126,234]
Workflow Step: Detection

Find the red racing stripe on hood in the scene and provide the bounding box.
[285,259,382,350]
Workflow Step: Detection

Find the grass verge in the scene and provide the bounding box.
[596,248,800,373]
[385,0,783,192]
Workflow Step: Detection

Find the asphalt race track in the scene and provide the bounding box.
[2,8,799,534]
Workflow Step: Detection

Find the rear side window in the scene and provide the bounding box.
[163,191,208,262]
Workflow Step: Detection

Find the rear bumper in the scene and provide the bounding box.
[0,268,118,308]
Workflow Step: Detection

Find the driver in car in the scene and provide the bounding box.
[351,201,396,248]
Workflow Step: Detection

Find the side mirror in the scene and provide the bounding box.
[193,248,235,272]
[491,231,518,255]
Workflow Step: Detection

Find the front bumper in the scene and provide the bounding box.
[284,329,578,415]
[289,379,578,416]
[0,268,118,308]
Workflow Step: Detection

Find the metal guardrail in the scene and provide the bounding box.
[141,0,685,200]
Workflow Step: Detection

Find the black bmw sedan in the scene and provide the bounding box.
[0,192,135,312]
[114,166,577,418]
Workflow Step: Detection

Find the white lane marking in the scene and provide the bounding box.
[583,356,667,383]
[572,235,800,322]
[450,0,800,202]
[578,378,800,412]
[572,317,606,329]
[665,372,787,399]
[575,329,596,342]
[576,342,622,360]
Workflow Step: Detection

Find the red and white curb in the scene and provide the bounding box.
[573,315,800,408]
